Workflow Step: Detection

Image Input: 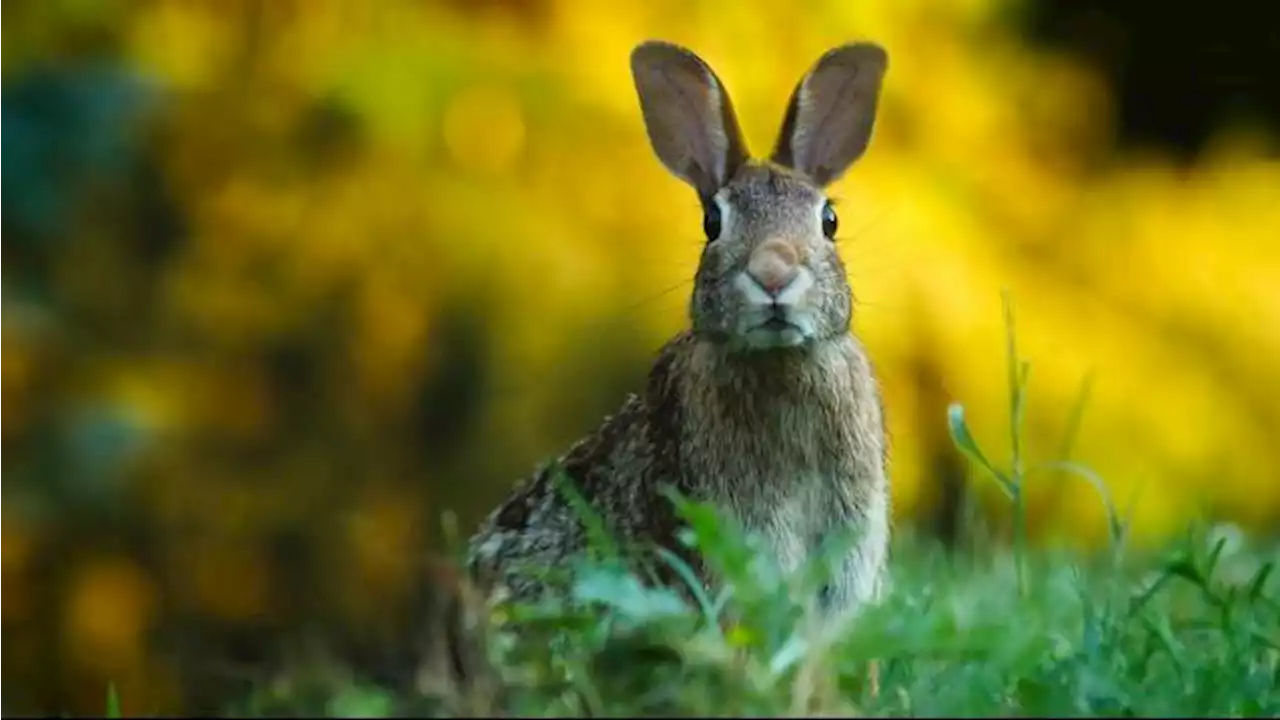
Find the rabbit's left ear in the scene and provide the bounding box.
[631,41,750,199]
[772,43,888,187]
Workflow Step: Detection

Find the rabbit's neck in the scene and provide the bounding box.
[672,332,886,499]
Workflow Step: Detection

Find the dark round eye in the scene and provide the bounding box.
[702,202,722,242]
[821,201,838,240]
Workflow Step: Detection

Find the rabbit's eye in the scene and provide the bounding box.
[702,203,722,242]
[821,201,838,240]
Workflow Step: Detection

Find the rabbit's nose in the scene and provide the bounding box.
[747,238,800,295]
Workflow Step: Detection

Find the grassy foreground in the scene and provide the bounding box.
[226,505,1278,717]
[211,300,1278,717]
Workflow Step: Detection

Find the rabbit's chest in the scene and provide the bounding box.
[733,472,847,575]
[704,418,862,572]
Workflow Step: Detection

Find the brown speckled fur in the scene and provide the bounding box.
[468,41,892,619]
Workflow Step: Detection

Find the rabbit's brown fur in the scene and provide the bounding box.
[469,41,892,618]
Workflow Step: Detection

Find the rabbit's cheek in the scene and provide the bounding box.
[690,278,734,337]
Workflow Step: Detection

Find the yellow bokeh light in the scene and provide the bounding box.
[443,85,527,175]
[63,559,156,674]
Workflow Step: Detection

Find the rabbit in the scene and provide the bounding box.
[467,39,892,620]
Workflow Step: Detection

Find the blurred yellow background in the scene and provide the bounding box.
[4,0,1278,714]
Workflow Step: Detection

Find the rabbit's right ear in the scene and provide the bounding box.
[631,41,750,199]
[771,43,888,187]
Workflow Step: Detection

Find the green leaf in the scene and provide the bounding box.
[1204,535,1230,583]
[325,685,394,718]
[653,546,718,625]
[947,402,1016,499]
[1164,557,1205,587]
[767,632,810,675]
[665,488,759,585]
[1247,561,1274,602]
[572,565,689,623]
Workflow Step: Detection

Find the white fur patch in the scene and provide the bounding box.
[733,271,775,305]
[774,266,814,306]
[732,265,818,349]
[712,189,734,240]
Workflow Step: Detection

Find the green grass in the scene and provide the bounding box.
[229,512,1279,717]
[222,295,1279,717]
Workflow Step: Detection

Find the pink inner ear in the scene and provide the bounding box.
[631,42,750,196]
[704,83,731,185]
[772,44,887,186]
[791,85,823,172]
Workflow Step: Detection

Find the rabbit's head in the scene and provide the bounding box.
[631,41,887,351]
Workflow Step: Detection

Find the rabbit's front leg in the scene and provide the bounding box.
[818,528,887,615]
[816,505,889,700]
[816,477,890,613]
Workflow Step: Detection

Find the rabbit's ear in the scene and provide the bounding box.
[631,41,750,198]
[771,43,888,187]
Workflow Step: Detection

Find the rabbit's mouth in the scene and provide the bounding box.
[726,269,820,349]
[735,309,813,350]
[758,316,796,333]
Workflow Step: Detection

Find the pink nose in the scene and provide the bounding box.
[747,238,800,294]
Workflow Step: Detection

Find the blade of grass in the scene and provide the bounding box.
[1001,290,1029,598]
